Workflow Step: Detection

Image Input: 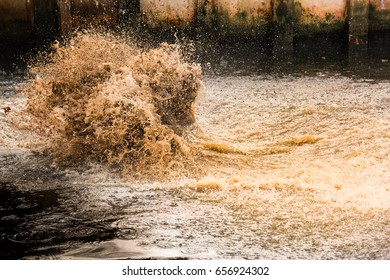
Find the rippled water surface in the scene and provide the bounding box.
[1,48,390,259]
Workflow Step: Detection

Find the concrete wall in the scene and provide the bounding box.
[0,0,118,44]
[140,0,349,36]
[215,0,273,36]
[2,0,390,51]
[369,0,390,30]
[140,0,197,28]
[0,0,34,43]
[142,0,274,35]
[71,0,118,27]
[0,0,34,22]
[293,0,347,35]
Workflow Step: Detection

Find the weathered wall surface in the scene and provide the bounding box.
[215,0,273,35]
[0,0,118,44]
[369,0,390,30]
[0,0,33,21]
[140,0,197,28]
[0,0,34,43]
[71,0,118,27]
[293,0,348,35]
[2,0,390,51]
[144,0,347,36]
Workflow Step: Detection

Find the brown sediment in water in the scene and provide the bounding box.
[281,135,321,146]
[3,55,390,259]
[201,142,244,154]
[21,33,203,179]
[191,181,222,192]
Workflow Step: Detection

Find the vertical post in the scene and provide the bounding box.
[273,0,294,56]
[57,0,72,37]
[348,0,369,56]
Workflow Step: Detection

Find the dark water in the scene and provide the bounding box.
[1,40,390,260]
[0,155,117,259]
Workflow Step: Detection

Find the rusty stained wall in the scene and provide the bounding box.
[369,0,390,30]
[141,0,349,36]
[215,0,273,35]
[140,0,198,28]
[2,0,390,46]
[140,0,272,35]
[293,0,348,35]
[0,0,119,44]
[370,0,390,9]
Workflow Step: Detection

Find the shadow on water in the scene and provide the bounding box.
[0,45,29,75]
[192,30,390,80]
[0,155,118,260]
[0,183,60,259]
[1,27,390,79]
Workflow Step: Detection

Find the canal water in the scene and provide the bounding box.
[1,33,390,259]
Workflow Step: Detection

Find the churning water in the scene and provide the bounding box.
[1,33,390,259]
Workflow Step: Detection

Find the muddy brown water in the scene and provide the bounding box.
[1,45,390,259]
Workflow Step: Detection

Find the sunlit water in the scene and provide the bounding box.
[1,48,390,259]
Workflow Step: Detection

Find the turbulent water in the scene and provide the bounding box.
[19,34,202,179]
[1,34,390,259]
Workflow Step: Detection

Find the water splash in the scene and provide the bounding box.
[20,33,202,179]
[2,34,390,259]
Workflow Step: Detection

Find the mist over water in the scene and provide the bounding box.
[1,31,390,259]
